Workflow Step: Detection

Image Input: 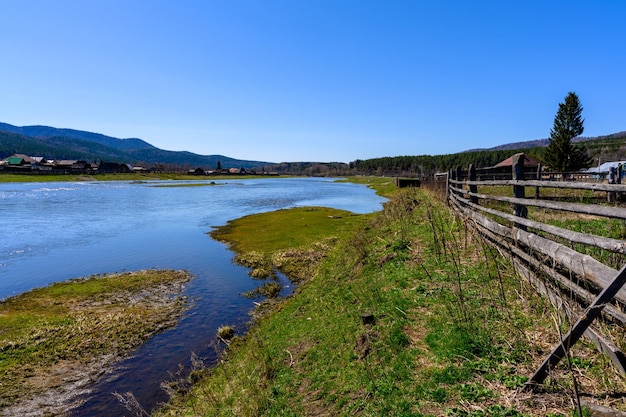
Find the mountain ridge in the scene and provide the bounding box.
[0,122,271,169]
[465,131,626,152]
[0,123,156,151]
[3,121,626,171]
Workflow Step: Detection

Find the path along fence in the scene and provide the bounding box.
[428,154,626,387]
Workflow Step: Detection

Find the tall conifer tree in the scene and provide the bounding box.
[544,92,590,171]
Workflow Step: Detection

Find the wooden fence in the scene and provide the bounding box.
[439,154,626,387]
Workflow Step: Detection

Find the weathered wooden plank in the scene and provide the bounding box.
[535,164,542,199]
[450,194,512,239]
[393,177,421,188]
[513,254,626,327]
[451,177,626,379]
[465,204,626,323]
[525,264,626,388]
[584,326,626,375]
[449,185,467,195]
[446,170,451,202]
[512,228,625,300]
[463,179,626,193]
[468,164,478,205]
[452,194,626,306]
[470,191,626,220]
[454,194,626,254]
[454,196,612,287]
[514,259,626,374]
[580,400,626,417]
[512,154,527,230]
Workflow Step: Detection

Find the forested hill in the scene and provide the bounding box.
[350,131,626,177]
[0,122,270,169]
[350,149,535,177]
[467,131,626,152]
[0,123,155,151]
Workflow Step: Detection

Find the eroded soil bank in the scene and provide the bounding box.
[0,269,192,417]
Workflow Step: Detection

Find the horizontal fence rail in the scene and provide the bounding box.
[440,154,626,386]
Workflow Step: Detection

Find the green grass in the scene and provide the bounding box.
[206,177,393,282]
[336,176,398,197]
[150,182,222,187]
[211,206,368,255]
[0,172,287,183]
[210,205,372,282]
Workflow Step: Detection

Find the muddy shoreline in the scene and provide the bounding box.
[0,270,192,417]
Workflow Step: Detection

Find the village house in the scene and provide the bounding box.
[1,154,155,175]
[97,162,132,174]
[583,161,626,182]
[188,167,207,175]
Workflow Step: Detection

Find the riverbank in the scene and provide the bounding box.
[0,269,192,416]
[0,173,286,183]
[154,184,626,416]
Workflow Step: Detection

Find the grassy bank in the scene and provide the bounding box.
[154,181,626,416]
[0,173,192,182]
[0,173,286,183]
[210,206,370,283]
[0,269,192,414]
[148,181,624,416]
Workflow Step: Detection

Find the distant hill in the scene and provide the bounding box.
[0,122,271,169]
[466,139,549,152]
[467,131,626,152]
[351,130,626,177]
[0,123,155,151]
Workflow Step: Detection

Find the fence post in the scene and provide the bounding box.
[446,169,451,202]
[454,165,463,205]
[608,166,616,203]
[619,164,623,201]
[535,163,542,199]
[512,154,527,230]
[468,164,478,204]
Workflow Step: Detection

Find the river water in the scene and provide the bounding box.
[0,177,385,416]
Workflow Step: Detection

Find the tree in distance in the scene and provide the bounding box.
[543,91,591,172]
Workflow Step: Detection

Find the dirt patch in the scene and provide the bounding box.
[2,356,115,417]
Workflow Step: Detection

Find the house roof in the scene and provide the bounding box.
[494,153,541,168]
[584,161,626,174]
[6,154,38,165]
[7,157,25,165]
[56,160,78,166]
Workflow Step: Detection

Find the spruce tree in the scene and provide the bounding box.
[544,92,590,171]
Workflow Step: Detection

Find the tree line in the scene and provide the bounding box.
[4,93,623,177]
[348,92,625,178]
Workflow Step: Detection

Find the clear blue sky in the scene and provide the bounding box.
[1,1,624,163]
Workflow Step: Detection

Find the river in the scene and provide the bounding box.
[0,177,385,416]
